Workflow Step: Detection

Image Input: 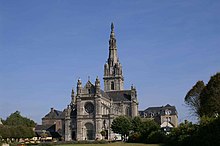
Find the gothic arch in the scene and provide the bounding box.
[84,122,94,140]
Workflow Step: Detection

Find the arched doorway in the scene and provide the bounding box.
[85,123,94,140]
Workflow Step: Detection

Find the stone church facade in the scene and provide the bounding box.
[40,23,138,141]
[65,23,138,141]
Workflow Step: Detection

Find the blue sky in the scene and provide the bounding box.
[0,0,220,124]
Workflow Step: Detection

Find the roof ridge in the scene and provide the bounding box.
[106,89,131,93]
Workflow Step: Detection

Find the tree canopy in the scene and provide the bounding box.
[131,116,142,133]
[185,72,220,118]
[111,116,162,143]
[111,116,131,139]
[0,111,36,140]
[0,125,35,139]
[200,73,220,117]
[184,80,205,117]
[3,111,36,127]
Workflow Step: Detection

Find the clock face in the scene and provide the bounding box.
[84,102,94,114]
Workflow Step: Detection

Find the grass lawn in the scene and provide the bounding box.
[57,142,162,146]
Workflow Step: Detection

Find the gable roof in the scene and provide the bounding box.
[81,80,96,94]
[83,80,95,89]
[106,90,131,101]
[42,108,64,119]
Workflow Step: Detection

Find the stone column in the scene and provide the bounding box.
[95,98,102,140]
[65,106,72,141]
[95,119,102,140]
[76,120,83,140]
[109,114,114,140]
[64,117,71,141]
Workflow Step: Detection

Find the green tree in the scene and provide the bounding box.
[167,120,199,146]
[185,80,205,118]
[0,111,36,140]
[4,111,36,127]
[0,125,11,139]
[140,119,159,143]
[167,117,220,146]
[111,116,131,140]
[147,130,166,144]
[185,72,220,118]
[0,125,35,139]
[131,116,142,133]
[200,73,220,117]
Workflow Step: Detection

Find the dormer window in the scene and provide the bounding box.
[88,89,91,94]
[150,112,154,118]
[165,109,171,115]
[144,113,147,118]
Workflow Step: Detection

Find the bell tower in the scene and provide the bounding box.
[103,23,124,91]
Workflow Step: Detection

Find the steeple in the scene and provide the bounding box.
[108,22,118,66]
[103,23,124,91]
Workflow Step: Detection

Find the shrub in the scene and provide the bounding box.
[166,117,220,146]
[147,130,167,144]
[140,119,160,143]
[128,132,141,143]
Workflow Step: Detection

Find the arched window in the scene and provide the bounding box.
[126,107,130,116]
[111,81,114,90]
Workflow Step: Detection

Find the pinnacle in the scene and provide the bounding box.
[111,22,114,32]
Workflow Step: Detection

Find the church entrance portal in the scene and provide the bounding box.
[85,123,94,140]
[72,131,76,140]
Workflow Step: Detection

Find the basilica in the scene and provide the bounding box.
[40,23,138,141]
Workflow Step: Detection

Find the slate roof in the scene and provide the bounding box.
[100,89,111,99]
[106,90,131,101]
[43,108,64,119]
[35,124,55,132]
[141,104,177,117]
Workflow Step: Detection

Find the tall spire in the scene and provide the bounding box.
[108,22,117,65]
[104,23,124,91]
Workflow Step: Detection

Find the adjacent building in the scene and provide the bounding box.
[139,104,178,132]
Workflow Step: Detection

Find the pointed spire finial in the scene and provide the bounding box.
[71,87,75,95]
[77,77,82,86]
[95,76,100,85]
[111,22,114,32]
[110,22,115,39]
